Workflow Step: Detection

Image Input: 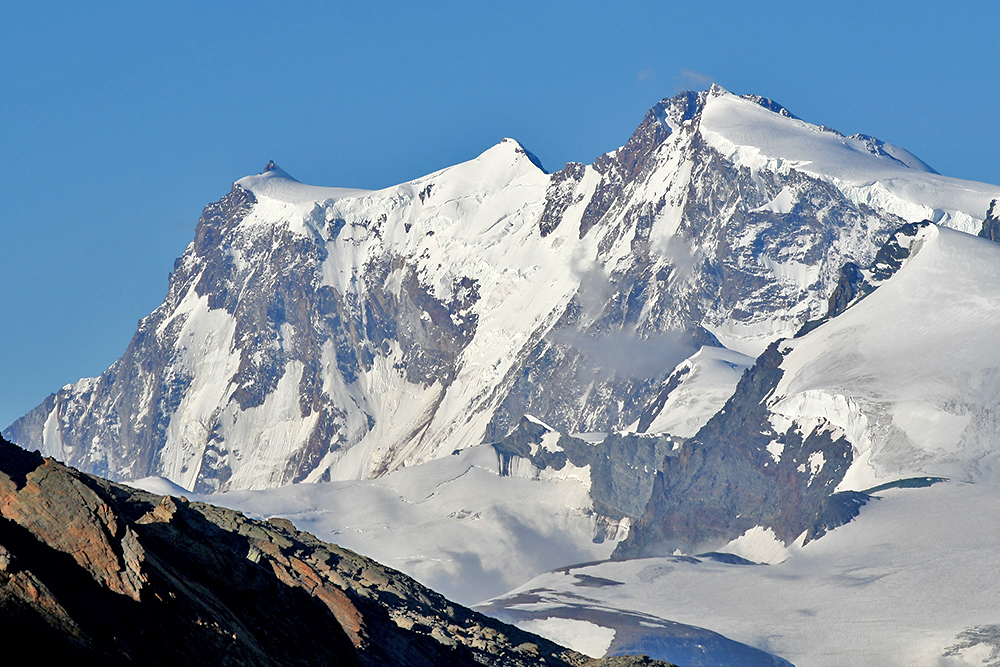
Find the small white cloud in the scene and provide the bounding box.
[567,247,612,322]
[653,233,698,285]
[679,69,715,88]
[550,328,696,379]
[637,68,655,83]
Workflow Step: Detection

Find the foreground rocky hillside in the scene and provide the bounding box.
[0,435,669,667]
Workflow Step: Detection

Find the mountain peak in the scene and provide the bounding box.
[708,82,730,97]
[255,160,298,182]
[494,137,547,173]
[647,89,709,134]
[234,161,372,205]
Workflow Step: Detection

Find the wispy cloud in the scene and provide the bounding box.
[571,260,612,322]
[656,234,699,285]
[637,68,655,83]
[551,329,697,379]
[679,69,714,88]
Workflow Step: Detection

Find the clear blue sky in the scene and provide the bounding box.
[2,1,998,429]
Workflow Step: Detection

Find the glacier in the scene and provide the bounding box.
[483,220,1000,666]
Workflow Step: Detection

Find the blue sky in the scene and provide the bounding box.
[1,1,998,428]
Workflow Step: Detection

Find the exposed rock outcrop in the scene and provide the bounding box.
[492,416,676,542]
[979,199,1000,243]
[614,340,853,558]
[0,435,671,666]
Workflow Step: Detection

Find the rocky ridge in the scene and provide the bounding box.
[0,434,671,666]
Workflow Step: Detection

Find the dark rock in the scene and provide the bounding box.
[614,339,854,558]
[864,220,934,287]
[943,625,1000,665]
[804,491,872,543]
[694,552,759,565]
[978,199,1000,244]
[862,476,947,493]
[539,162,587,237]
[0,435,673,667]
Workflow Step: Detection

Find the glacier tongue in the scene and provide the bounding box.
[6,89,1000,495]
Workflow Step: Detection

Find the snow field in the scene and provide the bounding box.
[484,481,1000,666]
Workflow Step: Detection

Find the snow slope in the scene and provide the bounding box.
[481,481,1000,667]
[699,86,999,231]
[629,345,754,437]
[772,224,1000,489]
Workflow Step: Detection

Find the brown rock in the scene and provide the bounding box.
[0,435,676,666]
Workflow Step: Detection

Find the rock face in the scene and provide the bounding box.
[0,434,671,666]
[614,341,854,558]
[7,86,1000,493]
[617,220,1000,558]
[492,416,677,541]
[979,199,1000,243]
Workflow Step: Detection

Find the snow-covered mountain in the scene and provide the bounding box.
[113,219,1000,666]
[8,85,1000,666]
[615,222,1000,561]
[8,86,998,496]
[479,221,1000,666]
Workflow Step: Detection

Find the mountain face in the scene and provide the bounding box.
[479,222,1000,667]
[617,220,1000,559]
[7,86,1000,494]
[0,434,673,667]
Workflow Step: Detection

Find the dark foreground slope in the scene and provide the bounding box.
[0,436,669,667]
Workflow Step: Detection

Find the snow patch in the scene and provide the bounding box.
[514,618,615,658]
[130,476,191,496]
[766,440,784,463]
[754,186,795,214]
[722,525,790,564]
[807,450,825,483]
